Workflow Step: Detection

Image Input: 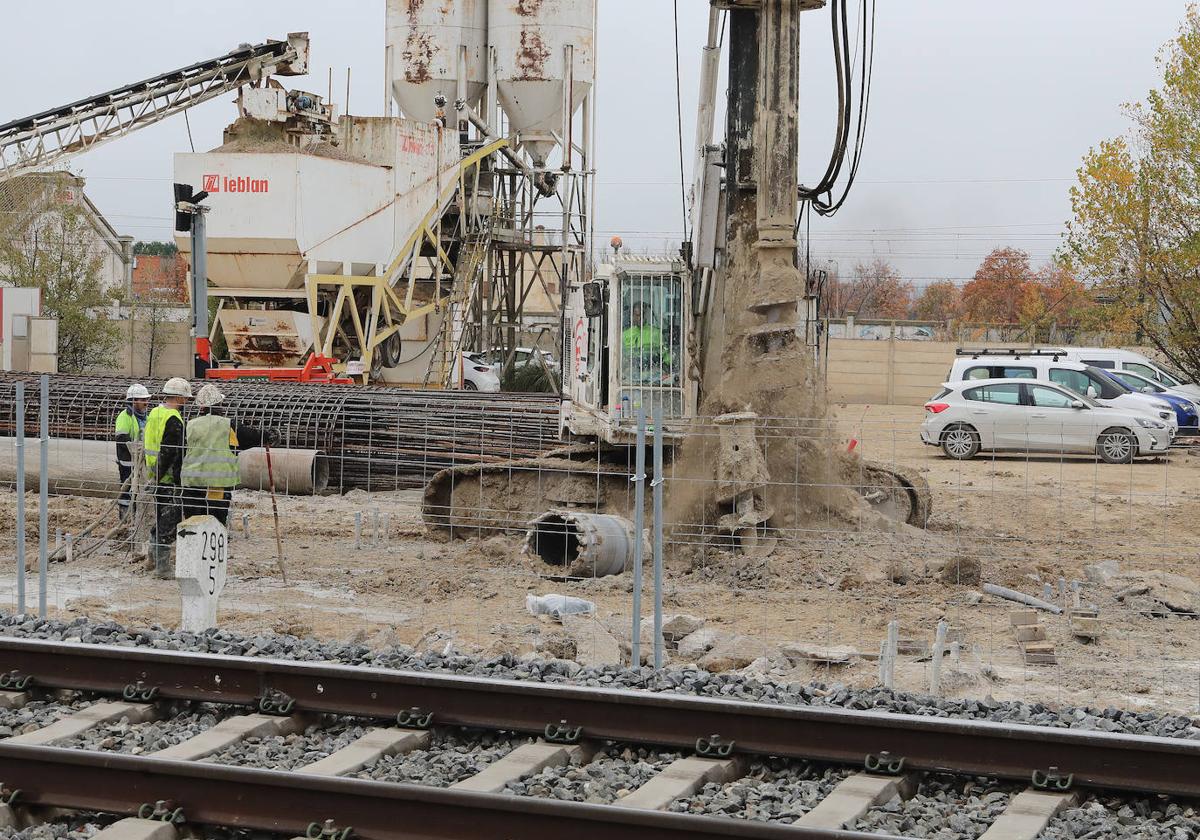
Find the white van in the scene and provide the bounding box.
[950,349,1178,434]
[1051,347,1200,401]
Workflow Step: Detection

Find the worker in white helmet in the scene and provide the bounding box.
[114,383,150,519]
[181,384,272,525]
[145,377,192,578]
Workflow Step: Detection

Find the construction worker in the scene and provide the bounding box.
[181,384,272,526]
[145,377,192,579]
[114,383,150,519]
[622,301,673,384]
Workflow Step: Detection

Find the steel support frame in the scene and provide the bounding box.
[302,139,507,383]
[0,638,1196,798]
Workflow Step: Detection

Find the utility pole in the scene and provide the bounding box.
[174,183,212,378]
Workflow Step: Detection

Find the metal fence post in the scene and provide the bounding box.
[38,374,49,619]
[930,620,948,696]
[630,408,647,669]
[15,382,26,615]
[651,405,664,670]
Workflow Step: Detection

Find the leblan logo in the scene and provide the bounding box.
[202,174,269,194]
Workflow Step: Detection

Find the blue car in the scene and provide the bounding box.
[1105,370,1199,434]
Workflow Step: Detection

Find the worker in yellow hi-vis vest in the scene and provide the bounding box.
[114,383,150,519]
[145,377,192,579]
[182,384,271,526]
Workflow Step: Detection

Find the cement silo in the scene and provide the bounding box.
[489,0,595,167]
[387,0,489,122]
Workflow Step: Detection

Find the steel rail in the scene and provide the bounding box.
[0,637,1196,798]
[0,743,892,840]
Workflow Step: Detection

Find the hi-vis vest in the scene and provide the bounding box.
[144,405,182,478]
[114,408,143,467]
[181,414,239,488]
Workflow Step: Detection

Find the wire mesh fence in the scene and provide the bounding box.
[0,373,1197,716]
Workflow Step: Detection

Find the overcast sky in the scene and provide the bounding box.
[1,1,1186,287]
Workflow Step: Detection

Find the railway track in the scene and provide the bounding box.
[0,637,1195,840]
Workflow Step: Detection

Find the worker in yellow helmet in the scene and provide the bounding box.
[114,383,150,519]
[181,384,271,525]
[145,377,192,579]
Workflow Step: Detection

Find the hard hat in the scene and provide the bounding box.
[194,383,225,409]
[162,377,193,399]
[125,383,151,400]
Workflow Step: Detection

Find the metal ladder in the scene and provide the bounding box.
[422,204,498,389]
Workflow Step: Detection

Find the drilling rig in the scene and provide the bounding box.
[423,0,931,544]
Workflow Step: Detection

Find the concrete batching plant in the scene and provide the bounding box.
[172,0,597,386]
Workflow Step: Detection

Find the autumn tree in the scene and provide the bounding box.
[1061,6,1200,379]
[911,280,962,321]
[960,247,1034,324]
[831,259,913,319]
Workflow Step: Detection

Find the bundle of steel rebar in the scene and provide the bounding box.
[0,373,561,491]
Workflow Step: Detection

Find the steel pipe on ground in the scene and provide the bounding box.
[238,448,328,495]
[525,509,636,577]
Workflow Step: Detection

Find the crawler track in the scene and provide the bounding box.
[0,638,1195,840]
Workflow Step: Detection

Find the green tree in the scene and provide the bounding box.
[1062,6,1200,378]
[1,205,121,372]
[133,240,178,257]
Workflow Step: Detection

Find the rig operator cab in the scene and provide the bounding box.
[562,256,698,445]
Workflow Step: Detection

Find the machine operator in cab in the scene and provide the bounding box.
[622,301,673,385]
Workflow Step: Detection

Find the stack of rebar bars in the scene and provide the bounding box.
[0,373,561,491]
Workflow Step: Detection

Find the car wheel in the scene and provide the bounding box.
[940,424,980,460]
[462,380,479,391]
[1098,427,1135,464]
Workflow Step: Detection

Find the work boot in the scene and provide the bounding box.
[153,544,173,580]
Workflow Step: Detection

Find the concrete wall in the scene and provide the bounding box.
[100,317,193,380]
[825,339,1029,406]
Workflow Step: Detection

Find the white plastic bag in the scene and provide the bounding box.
[525,593,596,621]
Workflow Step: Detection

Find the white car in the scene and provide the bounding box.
[950,351,1178,437]
[455,353,501,392]
[1053,347,1200,402]
[481,347,556,375]
[920,378,1171,463]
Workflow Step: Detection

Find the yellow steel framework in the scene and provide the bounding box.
[305,138,507,383]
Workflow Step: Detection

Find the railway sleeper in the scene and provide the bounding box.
[796,772,919,830]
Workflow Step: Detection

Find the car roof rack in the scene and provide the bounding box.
[955,348,1069,359]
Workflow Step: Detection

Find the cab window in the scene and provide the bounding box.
[1048,368,1091,395]
[1029,385,1075,408]
[963,384,1021,404]
[1127,362,1178,387]
[1082,359,1115,369]
[964,365,1035,380]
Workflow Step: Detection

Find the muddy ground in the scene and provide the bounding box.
[0,404,1197,717]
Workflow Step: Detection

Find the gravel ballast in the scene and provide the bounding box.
[202,717,376,771]
[853,775,1015,839]
[670,760,849,822]
[0,698,92,739]
[0,816,116,840]
[58,704,229,754]
[1039,795,1200,840]
[1,614,1196,740]
[352,728,526,787]
[505,744,678,804]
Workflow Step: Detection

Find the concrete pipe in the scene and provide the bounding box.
[238,448,328,495]
[525,509,636,578]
